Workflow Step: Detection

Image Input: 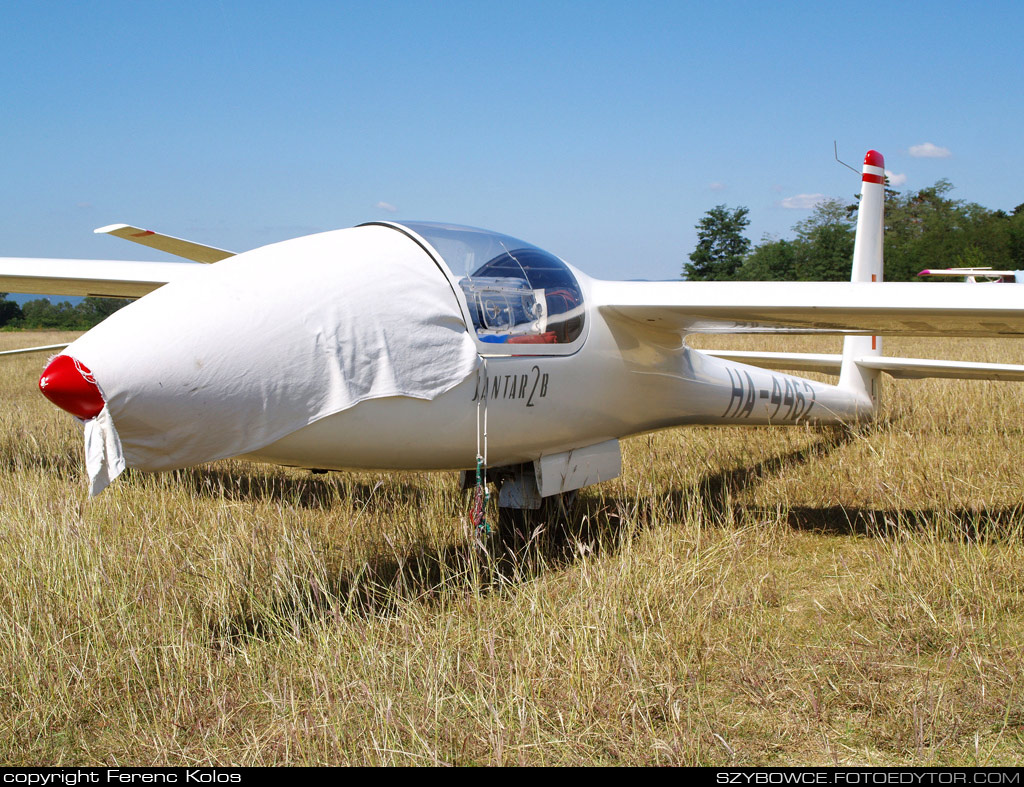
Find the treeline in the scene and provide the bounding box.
[0,296,131,330]
[684,180,1024,281]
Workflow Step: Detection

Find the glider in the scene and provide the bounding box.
[918,267,1024,283]
[3,150,1024,513]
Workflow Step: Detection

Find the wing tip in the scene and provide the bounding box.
[94,224,130,235]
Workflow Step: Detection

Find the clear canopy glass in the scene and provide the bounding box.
[397,222,585,346]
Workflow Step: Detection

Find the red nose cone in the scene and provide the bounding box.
[38,355,105,419]
[864,149,885,168]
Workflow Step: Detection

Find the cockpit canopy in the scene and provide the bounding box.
[396,222,586,348]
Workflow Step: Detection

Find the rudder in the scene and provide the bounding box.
[838,150,886,416]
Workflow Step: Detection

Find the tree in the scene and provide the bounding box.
[75,297,131,324]
[10,296,130,329]
[696,182,1023,284]
[684,205,751,280]
[791,198,856,281]
[1005,209,1024,268]
[735,199,854,282]
[735,237,798,281]
[19,299,85,329]
[881,180,1013,280]
[0,294,22,327]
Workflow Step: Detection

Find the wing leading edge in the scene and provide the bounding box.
[0,257,204,298]
[596,280,1024,338]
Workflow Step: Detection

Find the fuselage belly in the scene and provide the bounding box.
[244,335,869,472]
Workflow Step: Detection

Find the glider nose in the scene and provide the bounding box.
[38,355,105,419]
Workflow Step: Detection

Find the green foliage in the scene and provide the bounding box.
[0,294,22,328]
[5,296,131,330]
[701,180,1024,282]
[1005,211,1024,268]
[683,205,751,281]
[736,237,798,281]
[791,198,856,280]
[735,199,855,282]
[881,180,1022,281]
[74,297,133,325]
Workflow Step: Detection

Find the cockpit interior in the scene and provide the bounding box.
[393,222,586,351]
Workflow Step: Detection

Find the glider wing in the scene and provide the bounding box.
[597,280,1024,338]
[0,342,71,357]
[0,257,204,298]
[94,224,235,263]
[700,349,1024,381]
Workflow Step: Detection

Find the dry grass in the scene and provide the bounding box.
[1,330,1023,765]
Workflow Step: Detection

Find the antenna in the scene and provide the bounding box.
[834,141,859,175]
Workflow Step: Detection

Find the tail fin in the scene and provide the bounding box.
[838,150,886,416]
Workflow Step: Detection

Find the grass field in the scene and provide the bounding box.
[1,330,1023,766]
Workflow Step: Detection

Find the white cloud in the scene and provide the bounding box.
[375,201,398,213]
[909,142,951,158]
[780,193,825,209]
[708,181,726,192]
[885,170,907,187]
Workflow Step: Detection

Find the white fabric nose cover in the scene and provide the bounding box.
[66,225,480,494]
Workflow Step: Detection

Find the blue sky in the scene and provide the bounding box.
[2,0,1021,287]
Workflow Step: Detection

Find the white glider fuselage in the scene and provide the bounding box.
[245,264,871,473]
[16,149,1024,500]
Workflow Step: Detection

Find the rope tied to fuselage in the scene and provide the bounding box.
[471,358,490,535]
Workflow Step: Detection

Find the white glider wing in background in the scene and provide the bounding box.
[0,221,224,300]
[918,267,1023,283]
[0,257,203,298]
[94,224,236,263]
